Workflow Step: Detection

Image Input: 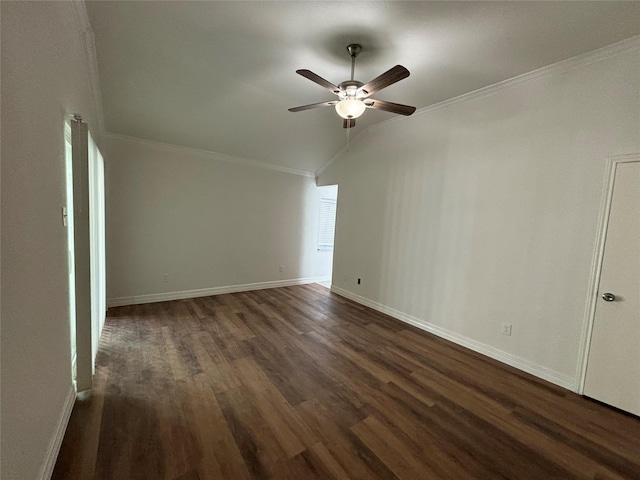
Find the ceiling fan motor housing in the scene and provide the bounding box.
[338,80,365,99]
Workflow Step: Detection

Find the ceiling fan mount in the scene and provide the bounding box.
[346,43,362,58]
[289,43,416,128]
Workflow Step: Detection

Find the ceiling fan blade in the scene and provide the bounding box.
[296,70,342,95]
[359,65,410,97]
[288,100,338,112]
[364,99,416,116]
[343,118,356,129]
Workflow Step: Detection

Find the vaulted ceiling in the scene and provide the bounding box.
[85,1,640,174]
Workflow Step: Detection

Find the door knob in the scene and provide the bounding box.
[601,293,616,302]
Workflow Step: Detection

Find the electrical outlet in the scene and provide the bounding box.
[279,265,284,273]
[162,273,168,282]
[501,323,512,336]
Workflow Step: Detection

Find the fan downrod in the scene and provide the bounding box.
[346,44,361,81]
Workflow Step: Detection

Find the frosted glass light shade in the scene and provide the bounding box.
[335,99,366,119]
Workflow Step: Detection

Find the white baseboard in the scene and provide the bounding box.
[107,276,331,307]
[39,384,76,480]
[330,286,577,392]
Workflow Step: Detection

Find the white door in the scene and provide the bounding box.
[70,118,107,392]
[65,123,77,380]
[584,159,640,416]
[71,119,93,392]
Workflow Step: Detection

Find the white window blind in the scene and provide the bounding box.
[318,198,337,250]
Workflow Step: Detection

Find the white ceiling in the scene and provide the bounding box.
[85,1,640,174]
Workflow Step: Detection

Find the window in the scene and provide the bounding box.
[318,197,337,250]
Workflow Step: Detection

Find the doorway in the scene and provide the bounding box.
[317,185,338,289]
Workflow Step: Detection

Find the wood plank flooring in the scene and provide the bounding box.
[53,284,640,480]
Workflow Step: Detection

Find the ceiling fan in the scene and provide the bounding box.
[289,44,416,128]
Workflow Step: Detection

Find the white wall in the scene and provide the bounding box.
[318,45,640,389]
[104,135,331,305]
[1,2,101,479]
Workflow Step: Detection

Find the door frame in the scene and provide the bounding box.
[577,152,640,394]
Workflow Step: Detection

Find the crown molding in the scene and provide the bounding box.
[70,0,312,178]
[69,0,91,34]
[103,132,316,178]
[70,0,106,137]
[320,34,640,172]
[370,34,640,134]
[68,0,639,180]
[315,127,371,178]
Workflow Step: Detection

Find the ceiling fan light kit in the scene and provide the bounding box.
[289,43,416,128]
[335,98,366,119]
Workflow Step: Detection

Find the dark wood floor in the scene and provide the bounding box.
[53,284,640,480]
